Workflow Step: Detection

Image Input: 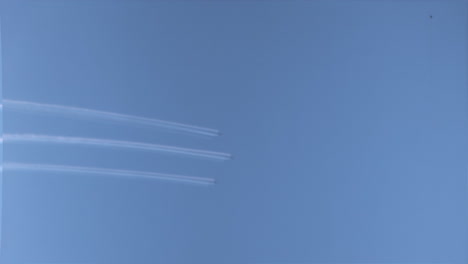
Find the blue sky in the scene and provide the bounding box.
[1,0,468,263]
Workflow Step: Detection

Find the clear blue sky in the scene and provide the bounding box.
[1,0,468,263]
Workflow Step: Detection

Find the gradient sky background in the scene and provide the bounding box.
[1,0,468,263]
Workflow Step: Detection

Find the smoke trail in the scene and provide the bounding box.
[3,134,232,161]
[2,99,220,137]
[3,163,215,185]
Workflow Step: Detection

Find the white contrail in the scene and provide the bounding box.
[2,99,220,137]
[3,162,215,185]
[3,134,232,161]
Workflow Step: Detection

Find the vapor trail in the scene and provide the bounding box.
[2,99,220,137]
[3,134,232,161]
[3,163,215,185]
